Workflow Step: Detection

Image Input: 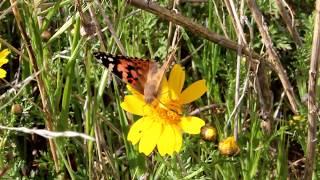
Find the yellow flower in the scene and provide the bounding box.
[218,136,240,156]
[0,46,10,78]
[121,64,207,156]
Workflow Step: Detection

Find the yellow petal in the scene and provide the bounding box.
[157,124,175,156]
[179,116,205,134]
[127,117,153,145]
[172,125,182,152]
[161,76,168,90]
[127,85,144,98]
[168,64,185,99]
[158,77,170,103]
[139,120,163,156]
[0,68,7,78]
[0,58,8,67]
[0,49,10,59]
[179,80,207,104]
[120,95,147,116]
[0,49,9,67]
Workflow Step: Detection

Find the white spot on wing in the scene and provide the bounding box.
[96,59,102,64]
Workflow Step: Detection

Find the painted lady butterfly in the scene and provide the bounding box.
[93,52,174,104]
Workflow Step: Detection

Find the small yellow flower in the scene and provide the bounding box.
[121,64,207,156]
[218,136,240,156]
[0,45,10,78]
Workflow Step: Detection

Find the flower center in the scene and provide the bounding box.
[156,107,180,124]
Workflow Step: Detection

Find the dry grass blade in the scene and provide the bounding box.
[304,0,320,179]
[94,0,127,55]
[0,125,95,141]
[9,0,59,172]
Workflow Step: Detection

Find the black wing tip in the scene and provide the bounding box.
[93,51,107,57]
[93,51,117,58]
[93,52,150,62]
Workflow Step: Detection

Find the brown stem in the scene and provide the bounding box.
[255,63,273,135]
[9,0,59,172]
[189,104,221,116]
[304,0,320,179]
[127,0,260,59]
[127,0,299,114]
[246,0,299,114]
[274,0,302,46]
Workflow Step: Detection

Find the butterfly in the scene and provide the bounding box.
[93,52,175,104]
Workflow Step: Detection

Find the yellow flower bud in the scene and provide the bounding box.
[218,136,240,156]
[201,124,217,142]
[11,104,23,115]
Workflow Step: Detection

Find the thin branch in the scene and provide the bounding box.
[275,0,302,46]
[0,71,41,107]
[246,0,299,114]
[0,1,15,20]
[0,36,29,61]
[180,43,204,64]
[0,125,95,141]
[304,0,320,178]
[127,0,299,114]
[189,104,221,116]
[127,0,260,59]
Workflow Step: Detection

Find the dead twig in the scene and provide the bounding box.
[246,0,299,114]
[127,0,299,114]
[275,0,302,46]
[127,0,260,59]
[304,0,320,179]
[0,125,95,141]
[189,104,221,116]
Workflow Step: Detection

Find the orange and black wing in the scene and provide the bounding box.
[93,52,153,94]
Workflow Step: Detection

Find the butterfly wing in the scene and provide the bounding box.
[144,53,175,103]
[93,52,152,95]
[94,51,175,104]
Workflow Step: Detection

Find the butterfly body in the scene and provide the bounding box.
[94,52,173,104]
